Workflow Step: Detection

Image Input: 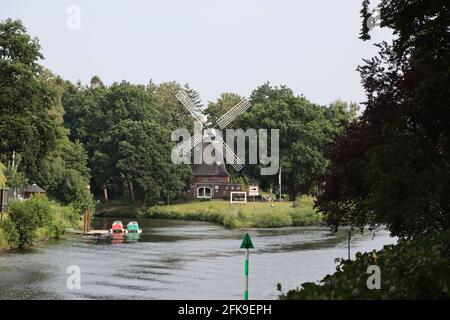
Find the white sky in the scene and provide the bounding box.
[0,0,392,106]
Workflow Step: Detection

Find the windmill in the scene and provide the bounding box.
[173,90,251,172]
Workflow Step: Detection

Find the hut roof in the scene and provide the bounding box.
[24,183,46,193]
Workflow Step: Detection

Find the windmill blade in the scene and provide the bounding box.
[213,135,245,172]
[175,90,205,125]
[215,98,251,129]
[173,131,204,157]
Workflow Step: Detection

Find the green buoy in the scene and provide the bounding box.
[240,233,254,300]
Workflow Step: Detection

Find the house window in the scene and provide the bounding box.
[197,187,212,199]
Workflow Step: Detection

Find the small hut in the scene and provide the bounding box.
[23,183,46,199]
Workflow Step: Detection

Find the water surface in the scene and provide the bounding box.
[0,218,396,299]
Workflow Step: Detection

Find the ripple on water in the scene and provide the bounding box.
[0,219,396,299]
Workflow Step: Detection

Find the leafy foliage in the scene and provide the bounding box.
[0,19,59,174]
[236,83,353,200]
[282,230,450,299]
[317,0,450,238]
[0,218,19,249]
[63,79,193,205]
[0,162,6,187]
[7,195,52,247]
[205,92,244,126]
[6,195,79,248]
[4,166,28,191]
[34,134,93,211]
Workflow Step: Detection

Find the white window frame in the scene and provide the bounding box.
[197,186,212,199]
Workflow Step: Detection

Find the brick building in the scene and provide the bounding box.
[186,162,243,199]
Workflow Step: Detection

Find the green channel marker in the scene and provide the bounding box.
[240,233,254,300]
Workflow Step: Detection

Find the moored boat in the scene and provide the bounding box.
[126,221,142,235]
[109,221,125,235]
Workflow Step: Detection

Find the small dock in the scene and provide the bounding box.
[66,228,109,236]
[85,230,109,236]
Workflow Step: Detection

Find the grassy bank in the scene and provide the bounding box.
[0,196,82,252]
[140,196,323,228]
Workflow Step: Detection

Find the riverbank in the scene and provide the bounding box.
[0,196,82,252]
[138,196,323,228]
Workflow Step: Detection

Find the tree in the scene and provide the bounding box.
[4,165,28,196]
[325,100,359,128]
[63,80,156,200]
[205,92,244,126]
[0,19,59,174]
[238,83,347,200]
[148,81,204,131]
[110,120,191,206]
[34,134,93,211]
[63,79,193,203]
[317,0,450,238]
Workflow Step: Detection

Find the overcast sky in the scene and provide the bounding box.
[1,0,392,106]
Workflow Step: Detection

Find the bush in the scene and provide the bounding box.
[0,228,8,250]
[290,207,323,226]
[281,230,450,299]
[7,195,81,248]
[8,196,51,248]
[0,219,19,250]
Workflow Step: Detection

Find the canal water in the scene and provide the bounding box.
[0,218,396,300]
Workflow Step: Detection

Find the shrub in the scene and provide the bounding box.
[7,196,51,248]
[0,228,8,250]
[281,230,450,299]
[290,207,323,226]
[7,195,80,247]
[56,203,81,227]
[144,198,322,229]
[0,219,19,250]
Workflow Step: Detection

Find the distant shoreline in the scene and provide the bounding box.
[96,197,323,229]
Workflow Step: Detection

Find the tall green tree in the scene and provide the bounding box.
[205,92,244,126]
[317,0,450,238]
[63,79,193,203]
[63,80,155,200]
[0,19,59,174]
[237,83,347,200]
[148,81,204,131]
[111,120,191,206]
